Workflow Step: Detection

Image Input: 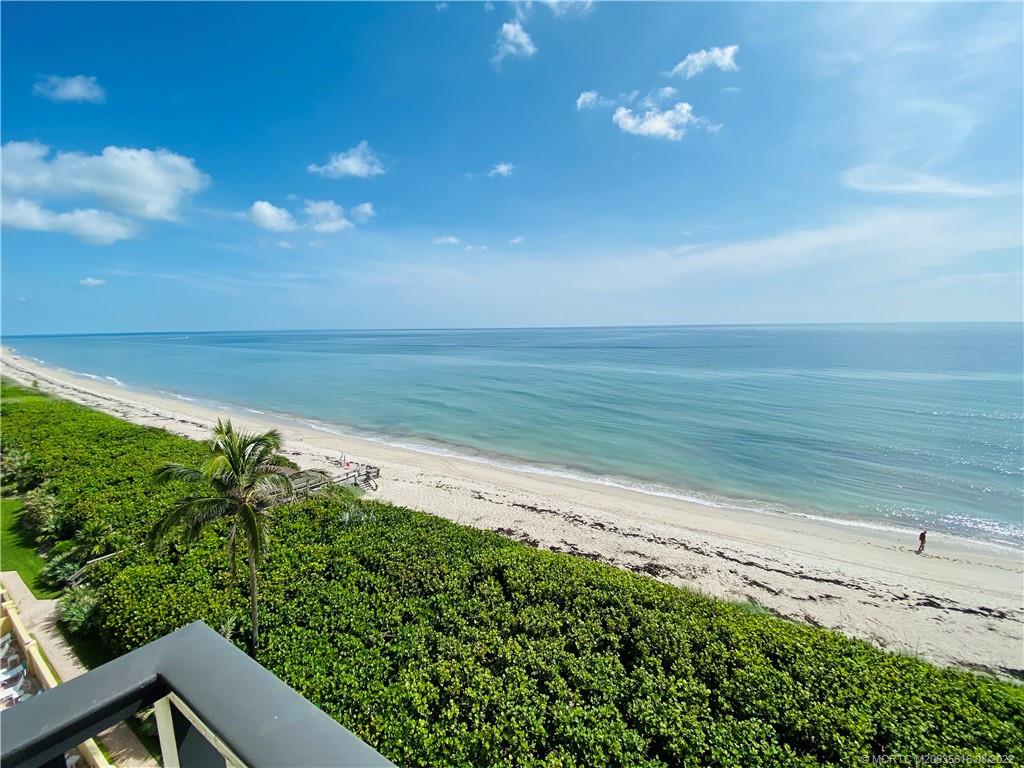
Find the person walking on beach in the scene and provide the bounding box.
[916,529,927,555]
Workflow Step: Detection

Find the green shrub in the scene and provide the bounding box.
[74,518,125,559]
[40,540,83,589]
[98,561,241,654]
[2,379,1022,768]
[21,485,61,536]
[0,446,42,491]
[39,505,78,545]
[59,586,101,635]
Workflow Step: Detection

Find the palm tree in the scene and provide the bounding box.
[150,419,326,651]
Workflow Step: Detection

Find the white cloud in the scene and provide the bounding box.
[509,236,525,244]
[579,87,723,139]
[1,141,209,221]
[1,198,136,244]
[576,91,598,110]
[33,75,106,103]
[284,203,1022,325]
[796,7,1021,202]
[576,90,603,110]
[493,21,537,64]
[248,199,374,234]
[464,244,489,252]
[307,141,386,178]
[249,200,297,231]
[842,164,1017,198]
[639,86,681,109]
[438,208,1016,307]
[582,88,674,113]
[276,241,294,250]
[488,162,515,177]
[541,0,593,17]
[612,102,705,141]
[351,202,376,222]
[611,208,1020,288]
[303,199,352,232]
[433,235,461,245]
[309,239,325,248]
[79,277,106,287]
[668,45,739,79]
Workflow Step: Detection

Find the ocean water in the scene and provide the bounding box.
[6,324,1022,547]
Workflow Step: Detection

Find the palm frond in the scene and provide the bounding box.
[149,504,187,549]
[152,463,203,485]
[251,471,294,502]
[149,496,234,550]
[242,430,283,470]
[250,428,283,452]
[176,496,236,528]
[204,453,236,485]
[211,418,234,446]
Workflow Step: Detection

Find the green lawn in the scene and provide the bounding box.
[0,496,60,599]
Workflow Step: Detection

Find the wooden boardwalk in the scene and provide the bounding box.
[277,463,381,501]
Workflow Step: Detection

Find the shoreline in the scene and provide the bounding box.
[13,351,1021,553]
[2,348,1022,677]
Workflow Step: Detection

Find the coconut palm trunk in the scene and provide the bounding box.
[248,550,260,651]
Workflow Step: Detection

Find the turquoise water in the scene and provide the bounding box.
[6,324,1022,546]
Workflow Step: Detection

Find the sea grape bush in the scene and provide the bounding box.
[1,380,1021,768]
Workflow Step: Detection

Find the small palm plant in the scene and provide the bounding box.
[75,518,128,560]
[151,419,327,652]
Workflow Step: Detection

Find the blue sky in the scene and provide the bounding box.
[2,1,1021,334]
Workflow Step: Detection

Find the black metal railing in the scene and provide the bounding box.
[0,621,394,768]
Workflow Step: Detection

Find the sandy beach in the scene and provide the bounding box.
[2,349,1022,678]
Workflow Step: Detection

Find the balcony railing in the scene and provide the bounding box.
[0,621,395,768]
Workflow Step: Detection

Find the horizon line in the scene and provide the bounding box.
[3,319,1023,340]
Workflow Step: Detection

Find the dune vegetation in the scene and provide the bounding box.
[1,379,1021,767]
